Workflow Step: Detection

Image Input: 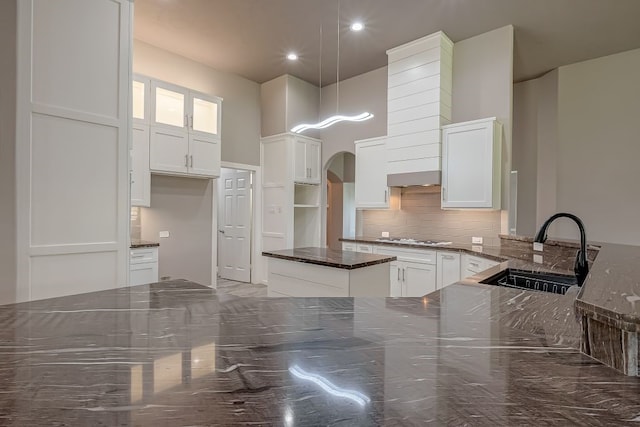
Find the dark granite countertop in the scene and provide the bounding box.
[342,236,640,328]
[262,247,396,270]
[130,239,160,249]
[0,280,638,425]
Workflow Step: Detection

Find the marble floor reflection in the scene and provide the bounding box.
[216,277,267,298]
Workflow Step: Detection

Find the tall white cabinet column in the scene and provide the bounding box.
[15,0,132,301]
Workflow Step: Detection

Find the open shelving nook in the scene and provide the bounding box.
[294,183,321,247]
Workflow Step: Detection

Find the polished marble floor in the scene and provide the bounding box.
[215,277,267,298]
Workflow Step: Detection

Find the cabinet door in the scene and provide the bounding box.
[294,139,308,183]
[442,118,501,209]
[306,141,321,184]
[461,254,485,278]
[436,252,461,289]
[404,262,436,297]
[132,75,150,124]
[131,124,150,207]
[152,81,188,130]
[355,138,391,208]
[149,127,189,174]
[130,262,159,286]
[189,91,221,138]
[188,134,220,178]
[390,261,402,297]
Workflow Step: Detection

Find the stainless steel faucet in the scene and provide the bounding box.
[534,213,589,285]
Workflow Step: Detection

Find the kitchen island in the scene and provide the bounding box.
[262,247,396,297]
[0,279,638,425]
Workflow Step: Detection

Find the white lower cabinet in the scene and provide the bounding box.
[375,246,437,297]
[461,254,499,279]
[436,252,461,288]
[129,247,159,286]
[342,242,356,252]
[403,261,437,296]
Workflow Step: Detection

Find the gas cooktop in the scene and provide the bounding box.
[375,238,453,246]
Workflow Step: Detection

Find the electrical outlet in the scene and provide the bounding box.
[472,237,483,245]
[471,245,483,252]
[533,242,544,252]
[533,254,543,264]
[159,231,170,238]
[381,231,390,238]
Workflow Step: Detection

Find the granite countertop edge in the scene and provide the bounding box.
[262,250,396,270]
[130,239,160,249]
[340,236,640,330]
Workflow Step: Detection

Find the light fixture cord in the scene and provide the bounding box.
[319,24,322,110]
[336,0,340,114]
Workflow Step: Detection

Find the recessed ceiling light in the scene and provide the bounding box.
[287,52,298,61]
[350,22,364,32]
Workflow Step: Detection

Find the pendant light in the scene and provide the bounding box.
[291,0,373,134]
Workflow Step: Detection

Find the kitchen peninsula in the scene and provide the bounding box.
[262,247,396,297]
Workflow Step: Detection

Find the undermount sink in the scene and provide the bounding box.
[480,268,578,295]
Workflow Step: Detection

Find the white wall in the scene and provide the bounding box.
[260,74,320,138]
[134,40,261,166]
[260,75,287,137]
[555,48,640,244]
[0,0,17,304]
[319,67,388,167]
[452,25,514,220]
[141,175,213,285]
[513,48,640,245]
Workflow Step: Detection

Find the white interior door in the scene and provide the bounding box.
[218,169,252,282]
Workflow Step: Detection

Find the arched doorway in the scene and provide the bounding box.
[325,152,356,250]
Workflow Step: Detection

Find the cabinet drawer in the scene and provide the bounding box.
[130,247,158,265]
[342,242,356,252]
[356,244,373,253]
[374,246,436,265]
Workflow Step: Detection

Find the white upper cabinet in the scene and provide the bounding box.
[294,137,321,184]
[188,134,220,177]
[132,75,150,124]
[354,137,400,209]
[152,81,188,130]
[441,117,502,209]
[147,79,222,179]
[190,91,221,138]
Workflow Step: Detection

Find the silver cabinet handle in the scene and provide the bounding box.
[384,190,388,203]
[190,155,193,168]
[184,154,189,167]
[402,268,405,282]
[189,115,193,129]
[442,187,447,201]
[469,262,480,267]
[218,230,225,234]
[397,268,400,282]
[442,255,455,260]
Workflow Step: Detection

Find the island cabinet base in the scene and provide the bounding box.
[267,258,390,297]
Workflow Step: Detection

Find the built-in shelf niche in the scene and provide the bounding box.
[294,183,320,207]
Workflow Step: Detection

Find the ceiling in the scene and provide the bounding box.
[134,0,640,86]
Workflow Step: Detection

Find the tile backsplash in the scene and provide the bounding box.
[361,187,503,246]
